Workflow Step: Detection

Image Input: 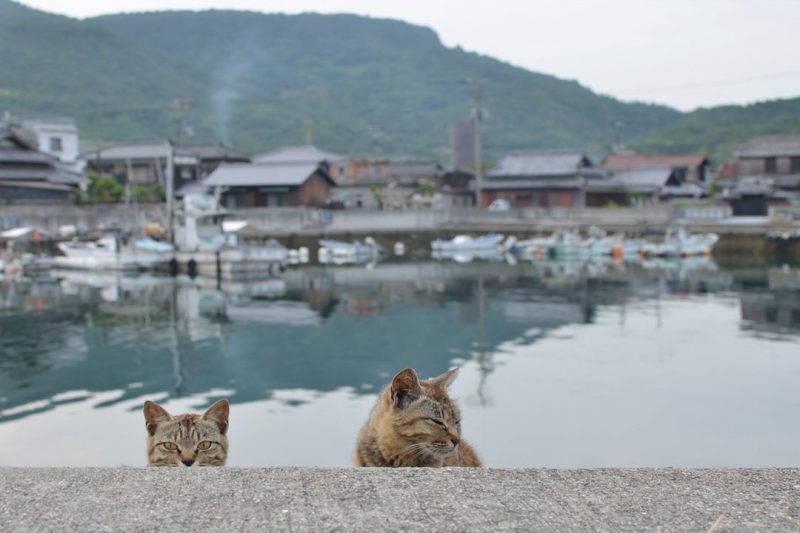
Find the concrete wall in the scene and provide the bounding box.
[1,203,796,239]
[0,468,797,531]
[0,204,167,235]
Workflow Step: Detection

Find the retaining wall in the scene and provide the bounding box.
[0,467,797,531]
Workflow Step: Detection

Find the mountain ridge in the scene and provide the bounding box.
[1,0,797,164]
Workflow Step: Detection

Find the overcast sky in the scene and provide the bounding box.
[19,0,800,111]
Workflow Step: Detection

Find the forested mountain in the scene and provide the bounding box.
[1,0,797,164]
[631,98,800,165]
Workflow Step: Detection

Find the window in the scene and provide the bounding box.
[49,137,63,152]
[765,157,777,174]
[791,157,800,173]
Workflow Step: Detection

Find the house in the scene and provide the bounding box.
[603,153,709,183]
[173,144,250,193]
[0,126,85,204]
[733,136,800,191]
[333,158,442,209]
[80,141,249,194]
[20,117,80,167]
[587,167,704,206]
[203,162,336,208]
[481,150,603,208]
[253,144,347,180]
[438,169,476,208]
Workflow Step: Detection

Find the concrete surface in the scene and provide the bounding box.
[0,468,798,532]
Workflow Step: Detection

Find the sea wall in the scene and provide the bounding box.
[2,204,799,240]
[0,467,797,531]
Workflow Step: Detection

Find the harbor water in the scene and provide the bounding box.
[0,258,799,467]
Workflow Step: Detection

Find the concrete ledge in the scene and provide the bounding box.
[1,468,798,531]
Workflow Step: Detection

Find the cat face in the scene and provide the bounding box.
[389,368,463,461]
[143,400,229,467]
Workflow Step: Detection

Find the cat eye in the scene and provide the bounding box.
[197,441,213,451]
[161,442,178,451]
[427,418,447,428]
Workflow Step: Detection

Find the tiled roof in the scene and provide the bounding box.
[603,153,706,169]
[611,168,675,191]
[488,150,589,177]
[81,142,250,162]
[735,136,800,158]
[204,162,334,188]
[0,128,84,187]
[0,127,58,165]
[0,166,84,185]
[79,142,171,161]
[253,145,345,164]
[480,177,583,190]
[175,144,250,161]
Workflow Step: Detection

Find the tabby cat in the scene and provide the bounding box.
[143,399,229,467]
[354,367,481,467]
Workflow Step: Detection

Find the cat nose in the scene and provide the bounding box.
[182,459,194,467]
[450,436,460,447]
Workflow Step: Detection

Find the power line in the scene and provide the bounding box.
[618,70,800,95]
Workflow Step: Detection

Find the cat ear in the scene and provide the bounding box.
[391,368,422,409]
[431,367,459,388]
[203,399,229,435]
[143,401,171,436]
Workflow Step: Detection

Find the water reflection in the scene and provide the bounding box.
[0,258,799,466]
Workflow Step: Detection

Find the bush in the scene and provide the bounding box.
[86,172,124,203]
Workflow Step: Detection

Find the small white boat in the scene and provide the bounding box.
[431,234,505,253]
[318,237,385,265]
[642,228,718,257]
[54,236,172,271]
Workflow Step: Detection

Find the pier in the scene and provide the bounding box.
[1,468,797,531]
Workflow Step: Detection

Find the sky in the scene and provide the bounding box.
[18,0,800,111]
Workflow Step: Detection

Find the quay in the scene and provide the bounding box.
[1,468,797,531]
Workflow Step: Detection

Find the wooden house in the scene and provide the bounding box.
[603,153,709,184]
[0,126,85,204]
[481,150,601,208]
[80,141,250,195]
[734,136,800,191]
[204,162,336,208]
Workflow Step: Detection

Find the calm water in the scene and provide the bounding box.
[1,259,799,467]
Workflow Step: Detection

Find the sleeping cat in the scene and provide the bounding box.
[354,367,481,467]
[143,399,229,467]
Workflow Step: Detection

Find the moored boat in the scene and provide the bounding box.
[431,234,505,253]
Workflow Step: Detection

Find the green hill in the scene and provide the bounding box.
[632,98,800,165]
[0,0,798,163]
[0,0,679,158]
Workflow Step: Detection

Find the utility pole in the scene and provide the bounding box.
[467,78,484,208]
[165,140,175,244]
[174,98,190,146]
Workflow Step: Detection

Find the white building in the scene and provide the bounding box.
[21,118,80,165]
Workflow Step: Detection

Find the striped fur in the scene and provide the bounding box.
[354,368,481,467]
[143,400,229,467]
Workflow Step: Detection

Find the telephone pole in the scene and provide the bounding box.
[174,98,190,146]
[467,78,484,207]
[165,140,175,244]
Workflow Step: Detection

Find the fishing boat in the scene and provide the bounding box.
[53,236,172,271]
[642,228,718,257]
[430,234,506,253]
[318,237,385,265]
[174,196,289,278]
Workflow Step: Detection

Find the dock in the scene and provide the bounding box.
[1,468,797,531]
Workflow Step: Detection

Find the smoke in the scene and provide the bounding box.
[209,33,261,146]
